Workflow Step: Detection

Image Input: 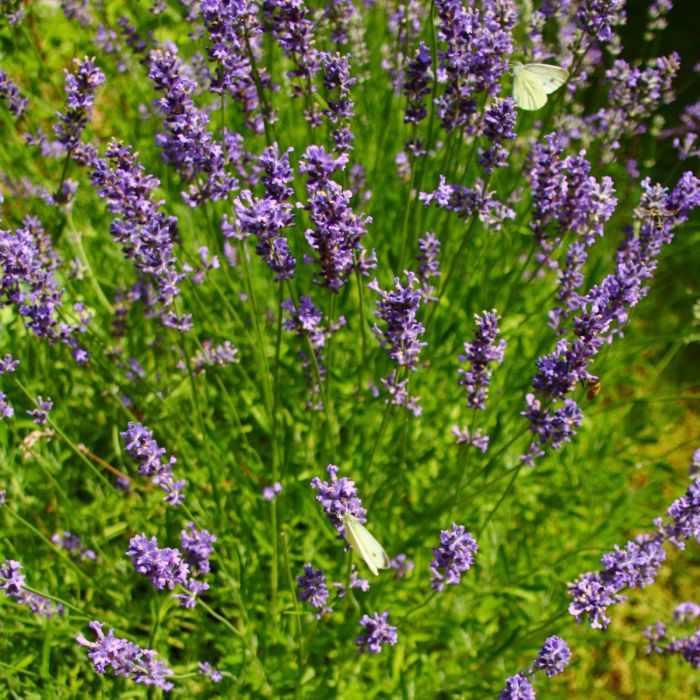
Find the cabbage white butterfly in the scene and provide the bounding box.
[341,513,390,576]
[512,62,569,111]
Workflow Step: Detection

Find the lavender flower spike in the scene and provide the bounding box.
[499,673,536,700]
[311,464,367,537]
[430,523,478,591]
[355,610,398,654]
[54,57,105,153]
[0,70,28,117]
[297,563,332,618]
[457,310,506,410]
[532,636,572,677]
[1,560,64,618]
[76,621,174,691]
[121,421,186,505]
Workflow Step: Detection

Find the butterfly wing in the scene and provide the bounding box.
[523,63,569,95]
[343,515,390,576]
[513,68,548,111]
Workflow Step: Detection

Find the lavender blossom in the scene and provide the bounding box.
[457,310,506,409]
[0,392,14,419]
[321,52,356,152]
[645,606,700,670]
[127,534,189,590]
[323,0,355,45]
[297,563,332,618]
[368,272,425,370]
[674,602,700,624]
[452,425,489,453]
[201,0,267,133]
[54,57,105,152]
[420,176,514,231]
[532,636,572,677]
[389,554,414,579]
[1,560,64,618]
[355,610,398,654]
[311,463,367,536]
[26,396,53,425]
[198,661,223,682]
[416,232,440,303]
[282,295,345,408]
[479,98,517,174]
[191,340,239,372]
[90,140,188,329]
[499,674,536,700]
[180,522,217,575]
[430,523,478,591]
[263,482,283,500]
[576,0,626,44]
[0,216,91,361]
[148,48,234,204]
[76,621,174,691]
[0,69,28,117]
[121,421,186,505]
[403,42,432,127]
[52,530,96,562]
[265,0,321,118]
[228,144,296,281]
[434,0,515,134]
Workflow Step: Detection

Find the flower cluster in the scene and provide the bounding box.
[1,560,64,618]
[121,422,186,505]
[522,172,700,465]
[26,396,53,425]
[126,533,209,608]
[569,454,700,630]
[321,52,356,152]
[311,463,367,537]
[198,661,223,683]
[148,48,234,205]
[457,310,506,410]
[201,0,266,133]
[499,635,572,698]
[227,144,296,281]
[89,139,188,329]
[0,69,28,117]
[355,610,398,654]
[644,603,700,669]
[420,175,514,231]
[0,215,91,362]
[301,145,374,291]
[262,482,282,500]
[434,0,515,134]
[452,425,489,453]
[54,56,105,154]
[430,523,478,591]
[180,522,217,575]
[575,0,626,45]
[76,621,174,691]
[416,232,440,303]
[52,530,96,562]
[403,41,432,128]
[297,563,332,618]
[282,295,345,409]
[479,98,517,174]
[190,340,239,372]
[265,0,320,120]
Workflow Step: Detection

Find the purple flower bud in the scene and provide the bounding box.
[180,522,217,575]
[198,661,223,683]
[0,70,28,117]
[430,523,478,591]
[499,673,536,700]
[532,636,572,677]
[297,563,332,618]
[355,610,398,654]
[311,464,367,536]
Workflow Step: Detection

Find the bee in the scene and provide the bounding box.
[635,204,674,229]
[581,376,601,400]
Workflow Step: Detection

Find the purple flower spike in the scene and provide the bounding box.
[27,396,53,425]
[297,563,332,618]
[457,310,506,410]
[180,522,217,575]
[76,621,174,691]
[52,531,96,562]
[54,56,105,152]
[499,673,536,700]
[417,232,441,303]
[0,70,28,117]
[311,464,367,536]
[355,610,398,654]
[126,534,189,590]
[121,422,186,505]
[430,524,478,591]
[1,560,63,618]
[198,661,223,683]
[533,636,572,677]
[0,354,19,374]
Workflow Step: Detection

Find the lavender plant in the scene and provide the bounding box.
[0,1,698,697]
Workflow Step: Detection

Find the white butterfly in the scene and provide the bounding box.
[512,62,569,111]
[341,513,390,576]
